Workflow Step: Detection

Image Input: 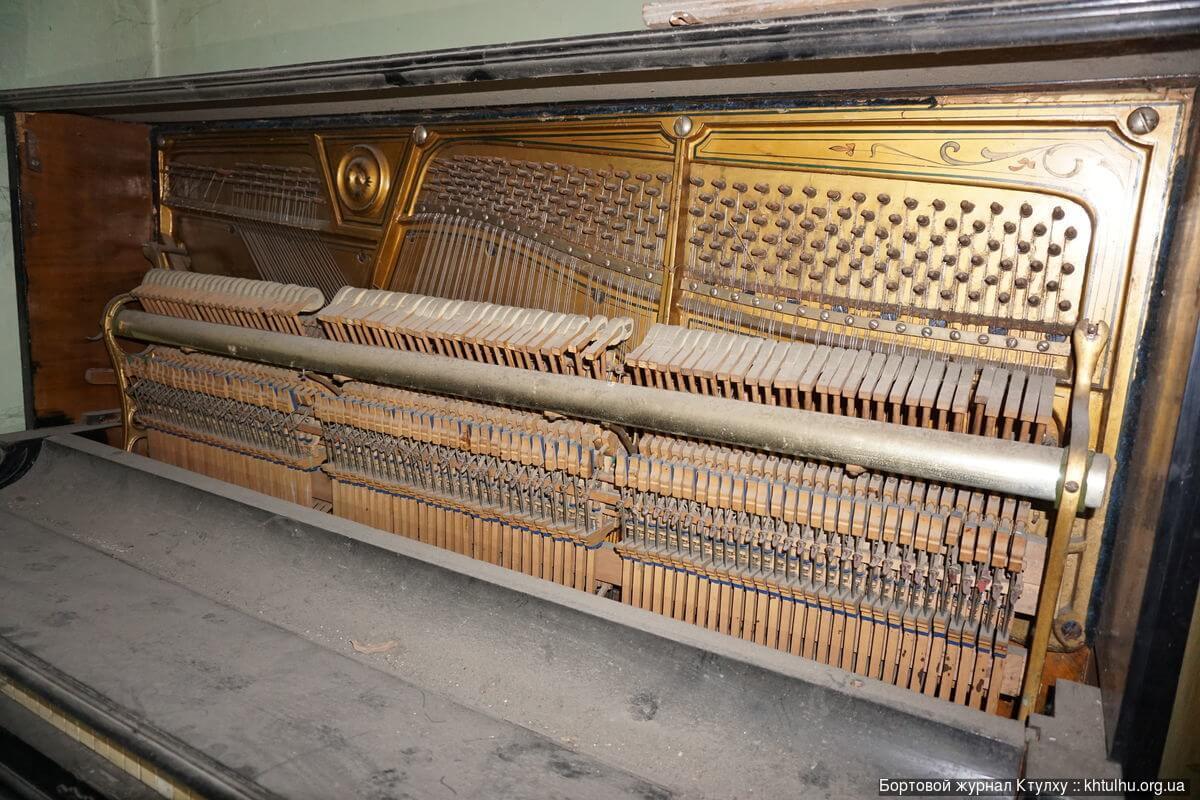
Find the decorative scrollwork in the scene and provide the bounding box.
[869,140,1121,185]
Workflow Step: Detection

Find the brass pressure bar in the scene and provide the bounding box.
[111,308,1110,509]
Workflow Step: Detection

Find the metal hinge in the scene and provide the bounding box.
[23,129,41,172]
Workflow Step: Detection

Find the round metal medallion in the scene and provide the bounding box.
[336,144,389,213]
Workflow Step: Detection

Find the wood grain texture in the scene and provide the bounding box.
[15,112,151,425]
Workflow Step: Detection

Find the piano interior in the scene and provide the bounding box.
[119,94,1183,718]
[2,14,1199,795]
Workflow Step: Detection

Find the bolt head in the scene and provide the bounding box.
[1127,106,1159,135]
[673,115,694,138]
[1061,619,1084,640]
[412,125,429,145]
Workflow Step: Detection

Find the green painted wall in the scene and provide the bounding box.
[157,0,643,81]
[0,0,644,90]
[0,119,26,433]
[0,1,160,90]
[0,0,645,431]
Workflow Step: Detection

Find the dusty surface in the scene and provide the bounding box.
[0,438,1025,797]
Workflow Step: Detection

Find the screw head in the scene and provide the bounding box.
[1060,619,1084,640]
[673,115,694,138]
[412,125,429,145]
[1127,106,1159,135]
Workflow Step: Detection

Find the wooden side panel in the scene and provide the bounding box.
[15,112,151,424]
